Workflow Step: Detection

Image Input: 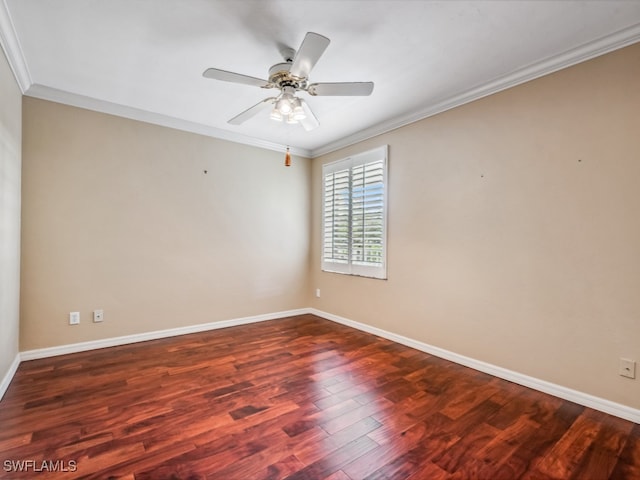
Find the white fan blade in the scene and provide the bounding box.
[203,68,268,88]
[228,98,274,125]
[308,82,374,96]
[299,100,319,131]
[289,32,330,79]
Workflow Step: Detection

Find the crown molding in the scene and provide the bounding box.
[309,23,640,158]
[3,5,638,159]
[0,0,31,92]
[25,84,311,157]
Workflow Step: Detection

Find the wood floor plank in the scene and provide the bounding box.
[0,314,638,479]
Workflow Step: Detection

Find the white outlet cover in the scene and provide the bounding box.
[619,358,636,379]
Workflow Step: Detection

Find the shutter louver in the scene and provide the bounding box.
[351,160,384,266]
[323,168,350,264]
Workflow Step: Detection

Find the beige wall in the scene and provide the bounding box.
[310,43,640,409]
[0,47,22,384]
[21,98,310,350]
[17,43,640,410]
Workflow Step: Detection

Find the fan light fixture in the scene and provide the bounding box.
[271,89,306,124]
[270,109,283,121]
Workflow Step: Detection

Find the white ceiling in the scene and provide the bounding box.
[1,1,640,157]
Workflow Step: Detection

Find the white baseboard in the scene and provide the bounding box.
[309,308,640,424]
[20,308,308,361]
[0,353,21,401]
[7,307,639,424]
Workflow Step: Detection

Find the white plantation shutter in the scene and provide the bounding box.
[323,167,350,264]
[322,146,388,279]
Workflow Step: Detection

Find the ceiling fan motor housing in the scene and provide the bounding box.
[268,62,306,90]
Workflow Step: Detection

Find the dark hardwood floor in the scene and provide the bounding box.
[0,314,638,479]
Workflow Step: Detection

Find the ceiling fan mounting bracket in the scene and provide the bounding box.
[280,47,296,63]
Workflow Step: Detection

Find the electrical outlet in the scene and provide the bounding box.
[619,358,636,379]
[315,288,321,298]
[69,312,80,325]
[93,309,104,323]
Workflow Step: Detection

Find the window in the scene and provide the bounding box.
[322,145,388,279]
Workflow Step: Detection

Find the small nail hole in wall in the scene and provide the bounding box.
[204,170,208,174]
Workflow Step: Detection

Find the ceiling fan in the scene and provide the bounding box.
[202,32,374,131]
